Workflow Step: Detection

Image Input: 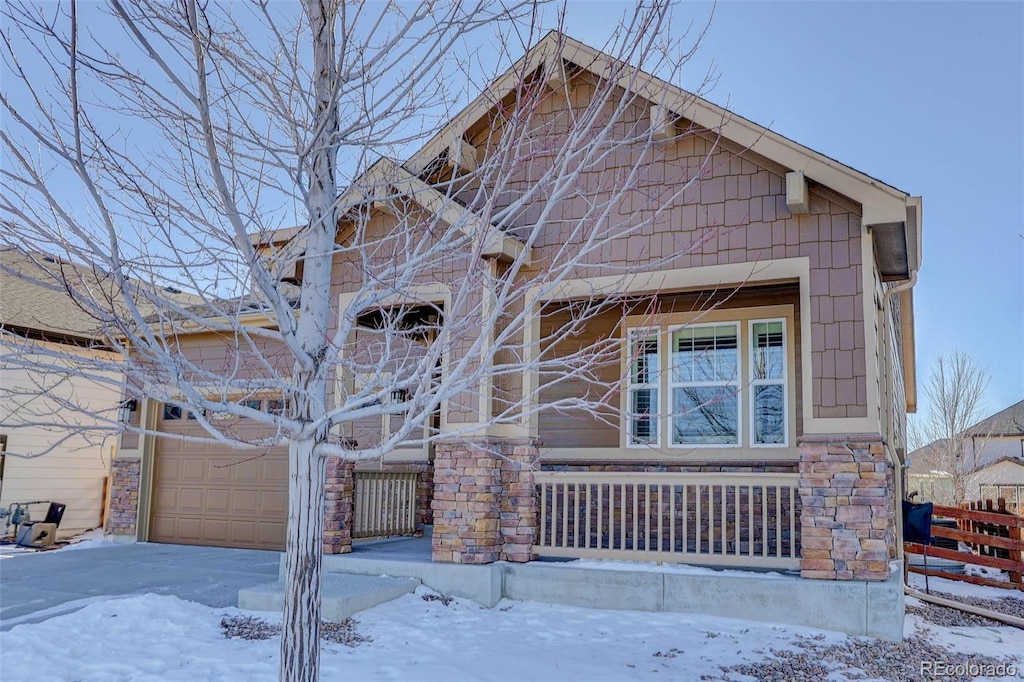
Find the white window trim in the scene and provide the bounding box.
[620,309,795,451]
[625,327,661,448]
[749,318,789,448]
[667,321,741,449]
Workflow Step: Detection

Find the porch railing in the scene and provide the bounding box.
[534,472,801,569]
[353,471,418,539]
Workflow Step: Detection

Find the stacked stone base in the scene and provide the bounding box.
[799,434,895,581]
[323,458,355,555]
[106,458,141,536]
[432,439,539,564]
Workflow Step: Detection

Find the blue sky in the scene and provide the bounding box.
[557,1,1022,419]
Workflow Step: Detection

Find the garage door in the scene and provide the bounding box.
[150,418,288,550]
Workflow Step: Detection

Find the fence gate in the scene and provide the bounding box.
[353,471,418,539]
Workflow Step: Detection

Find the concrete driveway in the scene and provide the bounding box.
[0,542,280,630]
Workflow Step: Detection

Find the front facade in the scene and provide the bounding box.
[108,35,922,589]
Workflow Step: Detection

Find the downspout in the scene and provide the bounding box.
[882,270,917,568]
[879,197,922,570]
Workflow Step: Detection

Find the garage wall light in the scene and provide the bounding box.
[118,399,138,423]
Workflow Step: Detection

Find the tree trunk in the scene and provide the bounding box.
[280,437,326,682]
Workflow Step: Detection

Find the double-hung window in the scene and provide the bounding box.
[626,329,660,446]
[670,324,740,446]
[625,316,789,449]
[751,320,787,445]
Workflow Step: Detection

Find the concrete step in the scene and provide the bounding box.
[238,572,419,622]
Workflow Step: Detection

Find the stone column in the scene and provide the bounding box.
[432,441,502,563]
[798,434,895,581]
[106,458,141,538]
[323,458,355,555]
[500,443,538,562]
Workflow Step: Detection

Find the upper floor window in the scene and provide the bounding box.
[625,316,789,449]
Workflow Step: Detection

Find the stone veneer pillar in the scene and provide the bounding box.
[432,439,538,564]
[106,458,141,537]
[323,458,355,555]
[798,434,896,581]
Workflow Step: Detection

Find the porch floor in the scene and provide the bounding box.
[350,534,432,561]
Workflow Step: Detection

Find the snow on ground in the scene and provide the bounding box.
[2,584,1023,682]
[57,528,119,551]
[562,558,794,579]
[0,528,117,559]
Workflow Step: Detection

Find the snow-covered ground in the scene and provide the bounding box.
[2,579,1023,682]
[0,527,117,558]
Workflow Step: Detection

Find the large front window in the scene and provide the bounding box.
[671,324,739,445]
[625,317,789,448]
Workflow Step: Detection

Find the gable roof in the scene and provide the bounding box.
[255,32,923,260]
[965,399,1024,437]
[250,158,529,264]
[408,32,921,245]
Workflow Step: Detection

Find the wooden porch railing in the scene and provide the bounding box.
[353,471,418,539]
[534,472,801,569]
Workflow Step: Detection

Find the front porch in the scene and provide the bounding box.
[349,434,894,580]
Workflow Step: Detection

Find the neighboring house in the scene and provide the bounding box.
[908,399,1024,511]
[108,31,921,599]
[0,249,123,536]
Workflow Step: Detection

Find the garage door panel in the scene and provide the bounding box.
[233,490,258,514]
[179,488,204,513]
[177,518,202,542]
[206,519,230,541]
[262,458,288,482]
[262,491,287,515]
[151,432,287,550]
[152,487,179,513]
[206,489,231,513]
[180,458,207,481]
[230,520,257,544]
[156,457,180,479]
[230,459,260,484]
[208,461,233,483]
[151,516,176,539]
[259,521,286,547]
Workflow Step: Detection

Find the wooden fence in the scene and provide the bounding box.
[352,471,418,539]
[534,472,801,569]
[905,499,1024,591]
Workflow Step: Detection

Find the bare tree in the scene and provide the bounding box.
[1,2,724,680]
[912,350,991,504]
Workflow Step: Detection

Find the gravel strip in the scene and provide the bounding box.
[907,588,1024,628]
[924,589,1024,620]
[714,630,1018,682]
[221,615,370,646]
[907,603,1004,628]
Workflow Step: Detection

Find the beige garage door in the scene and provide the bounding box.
[151,419,288,550]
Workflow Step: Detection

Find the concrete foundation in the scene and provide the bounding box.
[311,549,905,641]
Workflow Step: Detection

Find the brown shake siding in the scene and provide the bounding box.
[460,79,868,419]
